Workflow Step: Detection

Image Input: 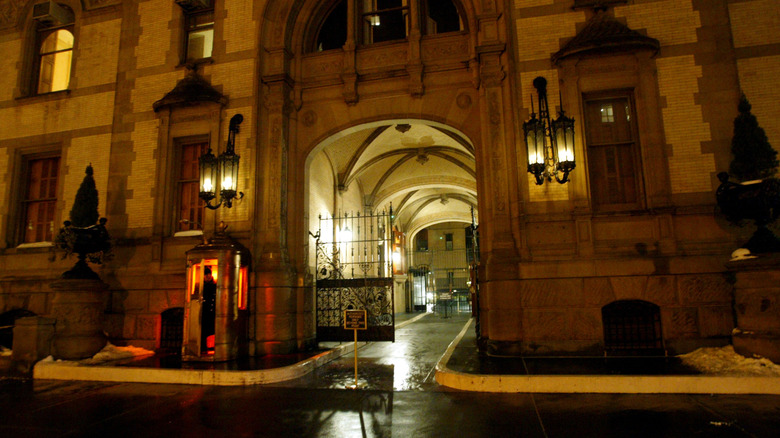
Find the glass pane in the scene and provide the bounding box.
[39,52,73,93]
[187,28,213,60]
[40,30,73,54]
[424,0,462,34]
[179,143,206,230]
[315,0,347,51]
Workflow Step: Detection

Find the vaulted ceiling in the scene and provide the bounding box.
[318,121,477,237]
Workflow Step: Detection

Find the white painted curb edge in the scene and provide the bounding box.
[33,342,357,386]
[435,318,780,394]
[32,313,432,386]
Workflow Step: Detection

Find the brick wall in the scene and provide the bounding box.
[657,56,715,194]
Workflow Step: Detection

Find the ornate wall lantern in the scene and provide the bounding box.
[523,77,576,185]
[199,114,244,209]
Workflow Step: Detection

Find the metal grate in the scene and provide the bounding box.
[602,300,663,355]
[314,210,394,342]
[160,307,184,353]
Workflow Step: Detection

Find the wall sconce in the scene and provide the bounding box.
[523,77,576,185]
[199,114,244,209]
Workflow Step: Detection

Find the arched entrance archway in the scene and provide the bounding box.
[305,119,478,336]
[256,0,514,353]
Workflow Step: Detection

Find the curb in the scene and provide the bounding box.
[33,343,356,386]
[434,318,780,394]
[31,313,431,386]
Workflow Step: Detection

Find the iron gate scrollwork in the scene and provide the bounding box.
[315,210,394,342]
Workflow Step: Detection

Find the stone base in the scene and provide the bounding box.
[49,278,108,360]
[11,316,55,365]
[487,339,603,357]
[728,253,780,364]
[733,331,780,364]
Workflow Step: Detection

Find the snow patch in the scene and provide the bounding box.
[680,345,780,376]
[80,343,155,365]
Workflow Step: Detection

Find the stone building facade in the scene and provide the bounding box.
[0,0,778,358]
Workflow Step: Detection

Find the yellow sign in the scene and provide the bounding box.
[344,309,367,330]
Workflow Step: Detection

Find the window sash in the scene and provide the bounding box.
[185,10,214,60]
[584,95,642,211]
[22,156,60,243]
[36,29,73,94]
[178,142,207,231]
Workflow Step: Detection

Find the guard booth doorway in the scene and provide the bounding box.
[314,210,395,342]
[182,233,250,361]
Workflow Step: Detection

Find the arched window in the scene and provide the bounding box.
[37,29,73,93]
[422,0,463,35]
[361,0,409,44]
[314,0,347,52]
[310,0,466,52]
[602,300,664,356]
[33,3,75,94]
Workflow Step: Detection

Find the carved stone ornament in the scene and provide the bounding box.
[0,0,24,29]
[1,0,121,29]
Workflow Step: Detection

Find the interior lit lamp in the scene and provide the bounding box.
[523,76,576,185]
[199,113,244,209]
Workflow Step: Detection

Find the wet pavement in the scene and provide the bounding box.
[271,311,469,391]
[2,310,780,437]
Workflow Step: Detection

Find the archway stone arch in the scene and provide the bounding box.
[257,0,516,355]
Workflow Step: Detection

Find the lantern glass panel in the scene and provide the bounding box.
[219,152,240,193]
[553,116,575,163]
[524,118,545,165]
[199,150,218,200]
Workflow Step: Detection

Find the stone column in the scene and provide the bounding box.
[49,279,108,360]
[11,316,56,367]
[729,254,780,363]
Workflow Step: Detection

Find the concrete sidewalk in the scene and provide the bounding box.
[27,313,780,394]
[435,318,780,395]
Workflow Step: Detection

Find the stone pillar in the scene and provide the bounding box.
[49,279,108,360]
[729,254,780,363]
[11,316,56,366]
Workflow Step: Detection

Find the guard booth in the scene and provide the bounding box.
[182,232,250,361]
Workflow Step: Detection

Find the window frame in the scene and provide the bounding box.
[174,137,209,234]
[420,0,465,36]
[17,152,62,246]
[180,1,215,64]
[583,90,645,213]
[360,0,410,45]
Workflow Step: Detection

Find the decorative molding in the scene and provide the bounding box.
[0,0,25,30]
[82,0,123,11]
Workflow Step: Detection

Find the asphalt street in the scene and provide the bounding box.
[1,311,780,437]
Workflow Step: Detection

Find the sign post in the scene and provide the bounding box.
[344,309,367,389]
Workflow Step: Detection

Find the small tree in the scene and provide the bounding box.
[729,95,778,182]
[69,164,100,227]
[54,165,111,279]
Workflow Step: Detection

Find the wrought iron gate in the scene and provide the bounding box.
[314,210,394,342]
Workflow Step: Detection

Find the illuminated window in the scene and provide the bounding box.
[362,0,409,44]
[584,93,642,211]
[35,16,74,94]
[21,156,60,243]
[182,1,214,62]
[177,141,207,231]
[600,104,614,123]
